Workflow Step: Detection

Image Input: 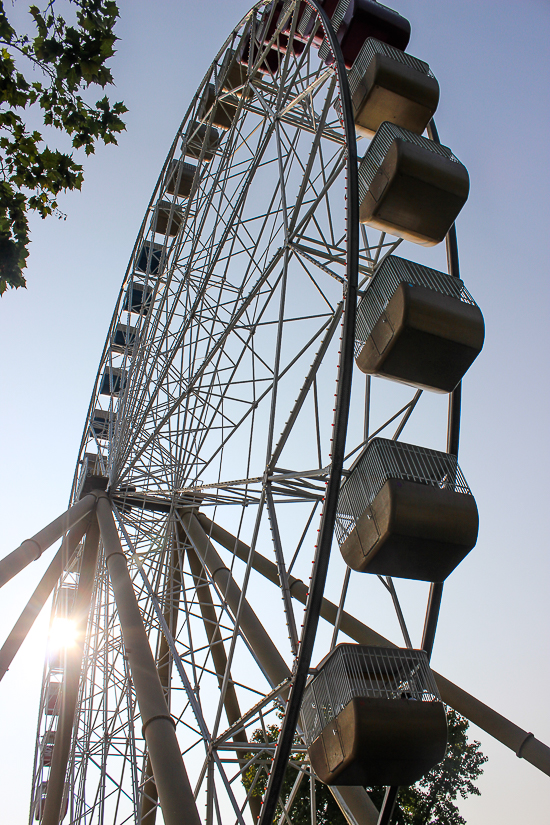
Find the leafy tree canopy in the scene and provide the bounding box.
[242,721,349,825]
[243,708,487,824]
[0,0,127,294]
[390,709,488,825]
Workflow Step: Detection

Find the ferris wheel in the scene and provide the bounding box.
[1,2,548,824]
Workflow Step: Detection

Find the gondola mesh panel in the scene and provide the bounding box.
[301,645,441,747]
[358,122,460,204]
[335,438,471,546]
[355,255,478,354]
[349,37,434,100]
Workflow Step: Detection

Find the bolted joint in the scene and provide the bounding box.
[142,713,176,737]
[516,732,534,759]
[20,538,43,561]
[84,489,110,502]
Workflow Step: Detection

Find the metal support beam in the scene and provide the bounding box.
[421,582,444,660]
[446,379,461,456]
[433,672,550,776]
[182,513,378,825]
[180,512,289,688]
[198,514,550,777]
[95,495,202,825]
[185,539,262,822]
[0,518,89,681]
[330,787,379,825]
[377,787,399,825]
[141,539,184,824]
[42,517,100,825]
[269,306,343,471]
[310,772,317,825]
[259,1,359,820]
[266,488,299,655]
[0,493,97,589]
[113,508,245,825]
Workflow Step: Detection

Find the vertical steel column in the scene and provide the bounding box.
[41,517,100,825]
[95,495,202,825]
[377,786,399,825]
[0,518,89,681]
[310,771,317,825]
[444,219,462,463]
[186,539,262,822]
[140,539,183,824]
[0,493,97,589]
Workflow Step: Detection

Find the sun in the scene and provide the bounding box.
[48,617,77,651]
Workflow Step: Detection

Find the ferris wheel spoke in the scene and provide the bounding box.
[168,300,282,481]
[123,234,288,430]
[120,146,348,482]
[117,281,283,479]
[185,311,339,487]
[121,281,338,490]
[269,304,342,469]
[176,508,293,740]
[117,121,283,448]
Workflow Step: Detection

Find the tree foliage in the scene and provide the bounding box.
[242,721,349,825]
[243,708,486,824]
[389,709,488,825]
[0,0,127,294]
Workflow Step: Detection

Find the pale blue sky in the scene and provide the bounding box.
[0,1,549,822]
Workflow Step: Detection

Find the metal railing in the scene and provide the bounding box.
[355,254,478,352]
[301,644,441,746]
[318,0,350,61]
[349,37,433,102]
[336,438,472,546]
[358,121,460,203]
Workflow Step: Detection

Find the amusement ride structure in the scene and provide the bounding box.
[1,2,549,824]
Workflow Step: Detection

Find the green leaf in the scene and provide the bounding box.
[0,0,126,294]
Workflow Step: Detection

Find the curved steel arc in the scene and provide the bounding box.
[258,2,359,822]
[421,118,462,661]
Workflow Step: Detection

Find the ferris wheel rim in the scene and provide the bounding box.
[256,0,359,819]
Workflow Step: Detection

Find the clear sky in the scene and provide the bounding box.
[0,1,549,822]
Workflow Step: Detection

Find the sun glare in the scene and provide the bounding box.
[48,618,77,651]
